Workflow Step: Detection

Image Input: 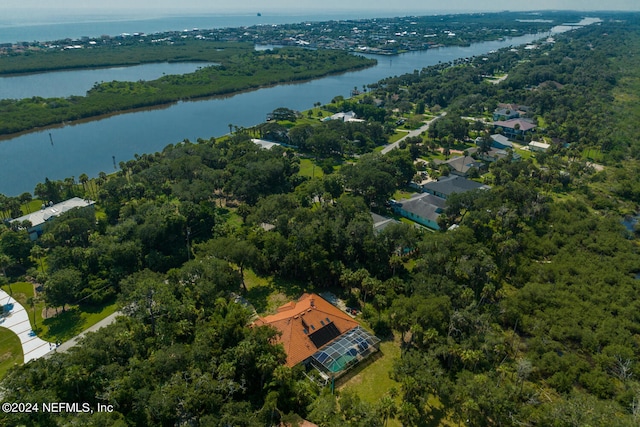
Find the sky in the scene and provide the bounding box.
[3,0,639,16]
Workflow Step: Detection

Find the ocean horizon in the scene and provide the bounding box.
[0,9,474,44]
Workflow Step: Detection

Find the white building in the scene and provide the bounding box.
[528,141,551,152]
[326,111,364,123]
[11,197,95,240]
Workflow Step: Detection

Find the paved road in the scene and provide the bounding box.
[380,112,447,154]
[0,289,52,362]
[46,310,123,356]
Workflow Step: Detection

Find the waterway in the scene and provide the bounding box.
[0,21,594,196]
[0,62,217,99]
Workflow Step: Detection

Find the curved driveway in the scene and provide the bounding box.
[380,112,446,154]
[0,289,53,363]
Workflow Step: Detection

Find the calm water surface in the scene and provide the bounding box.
[0,19,596,196]
[0,62,217,99]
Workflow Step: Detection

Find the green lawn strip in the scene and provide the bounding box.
[514,147,533,161]
[39,300,119,343]
[393,184,421,201]
[221,210,244,230]
[388,131,409,143]
[537,116,548,128]
[339,338,402,402]
[339,333,452,426]
[19,199,44,215]
[337,336,405,427]
[298,158,324,178]
[581,147,604,162]
[244,269,308,315]
[2,283,119,343]
[0,327,23,379]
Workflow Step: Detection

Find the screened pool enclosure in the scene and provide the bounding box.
[310,326,380,375]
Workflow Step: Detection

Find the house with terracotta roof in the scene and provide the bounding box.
[253,293,380,378]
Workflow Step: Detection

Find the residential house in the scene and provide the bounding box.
[325,111,364,123]
[253,294,380,378]
[11,197,95,241]
[392,193,446,230]
[528,141,551,152]
[251,138,279,150]
[422,175,490,200]
[489,134,513,149]
[492,108,520,121]
[442,155,486,177]
[496,103,530,116]
[371,212,400,233]
[492,118,536,139]
[477,147,521,163]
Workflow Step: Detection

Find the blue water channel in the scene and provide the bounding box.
[0,62,217,99]
[0,22,593,196]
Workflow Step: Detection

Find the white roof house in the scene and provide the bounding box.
[11,197,95,240]
[528,141,551,152]
[327,111,364,123]
[251,139,279,150]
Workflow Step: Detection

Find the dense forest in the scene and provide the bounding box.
[1,12,640,426]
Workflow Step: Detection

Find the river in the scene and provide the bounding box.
[0,62,217,99]
[0,21,594,196]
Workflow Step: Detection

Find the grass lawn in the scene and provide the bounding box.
[0,327,23,379]
[537,116,548,128]
[298,158,324,178]
[20,199,44,215]
[223,211,244,230]
[339,334,453,426]
[514,148,534,161]
[339,338,402,404]
[388,131,409,143]
[40,300,119,342]
[582,148,604,162]
[243,269,307,315]
[2,282,119,343]
[393,188,417,201]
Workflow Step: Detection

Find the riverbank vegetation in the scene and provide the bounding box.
[0,40,251,75]
[1,13,640,426]
[0,44,375,135]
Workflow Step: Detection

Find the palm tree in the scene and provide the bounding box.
[378,394,397,427]
[18,192,32,213]
[26,295,39,329]
[97,171,107,187]
[0,194,9,219]
[0,254,14,295]
[30,245,46,273]
[79,173,89,196]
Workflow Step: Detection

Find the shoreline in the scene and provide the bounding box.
[0,60,376,141]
